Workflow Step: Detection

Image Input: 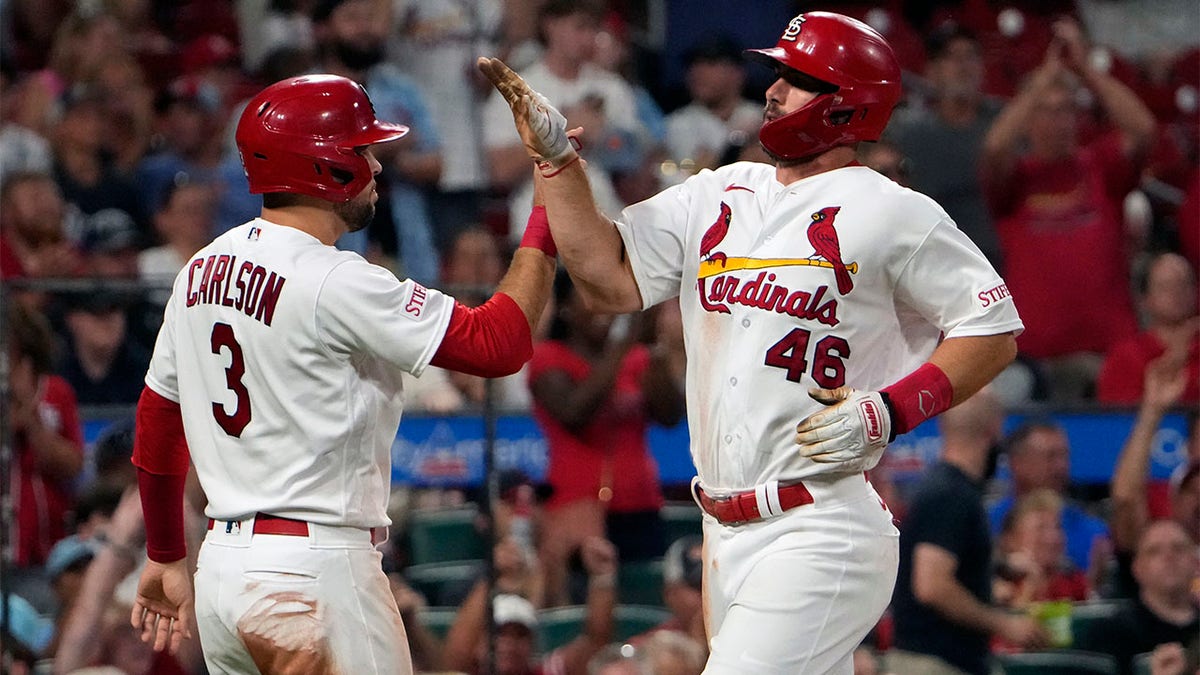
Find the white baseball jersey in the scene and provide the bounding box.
[615,163,1023,492]
[145,218,454,527]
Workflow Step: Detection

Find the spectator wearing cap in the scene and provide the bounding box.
[311,0,444,285]
[0,52,54,185]
[56,289,150,406]
[43,535,99,656]
[444,536,619,675]
[5,302,83,586]
[80,207,141,278]
[885,25,1004,272]
[665,36,761,172]
[51,84,145,233]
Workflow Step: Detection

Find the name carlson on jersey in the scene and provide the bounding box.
[185,253,287,326]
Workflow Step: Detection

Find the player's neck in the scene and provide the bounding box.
[774,147,856,186]
[260,206,345,246]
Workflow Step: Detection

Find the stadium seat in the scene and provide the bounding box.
[537,604,673,653]
[417,606,460,639]
[660,502,703,545]
[407,506,487,565]
[405,561,482,607]
[618,559,665,607]
[995,649,1118,675]
[1069,599,1132,648]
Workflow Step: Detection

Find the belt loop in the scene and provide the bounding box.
[753,482,772,519]
[690,476,705,511]
[764,480,783,517]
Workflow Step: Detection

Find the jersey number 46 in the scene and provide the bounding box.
[764,327,849,388]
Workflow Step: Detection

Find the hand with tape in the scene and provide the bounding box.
[794,386,893,473]
[477,57,580,176]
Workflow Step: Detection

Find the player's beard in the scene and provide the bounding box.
[334,196,375,233]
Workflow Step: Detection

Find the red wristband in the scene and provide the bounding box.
[519,205,557,258]
[880,362,954,435]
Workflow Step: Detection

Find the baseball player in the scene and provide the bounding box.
[480,11,1023,674]
[126,75,557,674]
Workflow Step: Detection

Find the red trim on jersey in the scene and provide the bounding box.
[881,362,954,436]
[430,293,532,378]
[132,387,190,476]
[519,206,557,258]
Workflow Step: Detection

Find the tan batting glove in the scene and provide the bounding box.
[477,57,580,176]
[794,386,892,473]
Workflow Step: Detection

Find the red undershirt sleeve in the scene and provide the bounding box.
[430,292,533,378]
[132,386,190,563]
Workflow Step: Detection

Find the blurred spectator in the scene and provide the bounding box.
[665,37,760,172]
[0,53,54,184]
[633,630,705,675]
[443,537,618,675]
[88,53,156,174]
[992,489,1091,613]
[858,139,911,187]
[79,208,142,278]
[387,573,445,672]
[1074,520,1199,675]
[1109,354,1198,597]
[312,0,444,283]
[135,76,226,218]
[981,18,1157,401]
[1096,252,1199,405]
[1178,169,1200,271]
[0,170,82,280]
[404,226,532,412]
[390,0,503,247]
[51,84,145,233]
[530,271,685,606]
[139,179,218,283]
[628,534,706,649]
[481,0,643,192]
[886,25,1003,270]
[587,643,646,675]
[238,0,318,75]
[56,290,151,406]
[6,301,83,618]
[42,534,99,657]
[889,389,1048,675]
[593,11,668,148]
[989,421,1111,576]
[88,416,137,490]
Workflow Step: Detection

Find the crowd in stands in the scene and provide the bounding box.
[0,0,1197,674]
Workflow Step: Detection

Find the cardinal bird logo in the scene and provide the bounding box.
[806,206,854,294]
[699,202,732,267]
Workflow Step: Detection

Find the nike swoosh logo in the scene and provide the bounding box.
[724,184,755,193]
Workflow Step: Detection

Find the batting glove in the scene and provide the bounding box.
[794,386,894,473]
[478,57,579,176]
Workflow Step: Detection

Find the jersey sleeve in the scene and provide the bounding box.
[317,259,454,377]
[613,182,691,309]
[893,217,1024,339]
[144,289,181,402]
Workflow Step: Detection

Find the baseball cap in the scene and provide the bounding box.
[81,208,140,253]
[663,535,703,591]
[156,76,222,115]
[493,593,538,631]
[0,593,54,656]
[44,535,99,581]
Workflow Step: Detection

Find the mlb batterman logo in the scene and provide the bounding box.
[782,15,807,41]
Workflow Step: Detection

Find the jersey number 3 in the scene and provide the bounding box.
[210,322,251,437]
[764,327,849,388]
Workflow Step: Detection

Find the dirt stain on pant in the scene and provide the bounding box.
[236,591,340,675]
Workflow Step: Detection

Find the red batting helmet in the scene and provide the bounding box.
[745,12,902,160]
[235,74,409,202]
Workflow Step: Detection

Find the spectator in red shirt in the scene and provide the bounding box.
[1097,252,1199,406]
[993,489,1091,611]
[981,18,1156,401]
[6,301,84,570]
[529,270,685,606]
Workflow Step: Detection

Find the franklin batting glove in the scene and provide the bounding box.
[794,386,893,472]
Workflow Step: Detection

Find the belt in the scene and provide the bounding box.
[205,513,383,545]
[693,480,814,525]
[207,513,310,536]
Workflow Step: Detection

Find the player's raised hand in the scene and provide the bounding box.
[131,558,195,654]
[476,57,579,176]
[794,386,892,472]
